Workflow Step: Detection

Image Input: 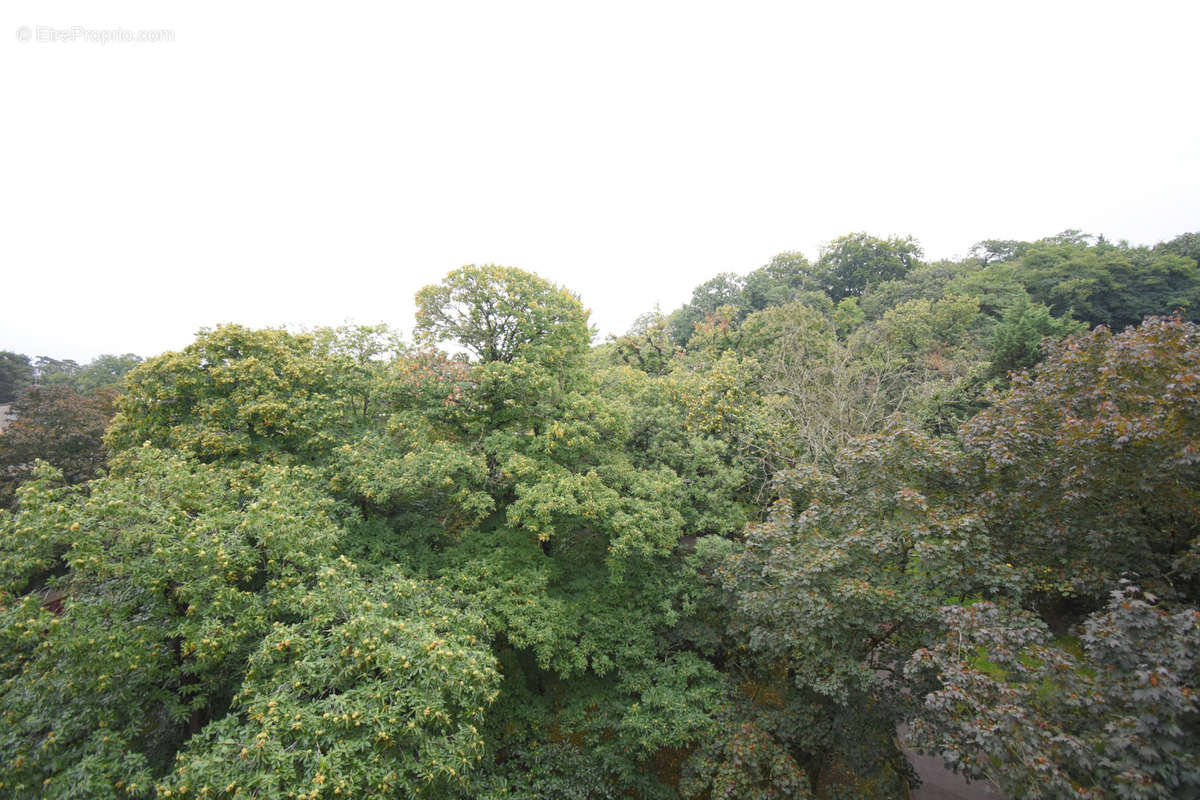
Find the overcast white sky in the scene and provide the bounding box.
[3,1,1198,362]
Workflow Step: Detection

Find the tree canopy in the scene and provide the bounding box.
[3,232,1200,798]
[414,265,592,366]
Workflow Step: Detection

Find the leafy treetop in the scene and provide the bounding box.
[415,265,592,367]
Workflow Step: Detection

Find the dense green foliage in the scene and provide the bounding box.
[0,351,34,404]
[0,352,140,509]
[0,385,116,508]
[907,586,1200,797]
[2,229,1199,798]
[0,353,143,401]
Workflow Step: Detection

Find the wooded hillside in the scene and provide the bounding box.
[2,231,1198,799]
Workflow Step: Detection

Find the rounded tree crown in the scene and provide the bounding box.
[414,265,592,365]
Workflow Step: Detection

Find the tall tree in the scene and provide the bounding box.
[963,316,1200,608]
[1154,231,1200,267]
[106,325,350,465]
[70,353,143,395]
[705,426,992,796]
[415,265,592,366]
[815,233,923,301]
[0,384,116,508]
[611,310,679,376]
[667,273,748,348]
[741,252,815,312]
[0,351,33,404]
[987,294,1084,379]
[32,357,81,387]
